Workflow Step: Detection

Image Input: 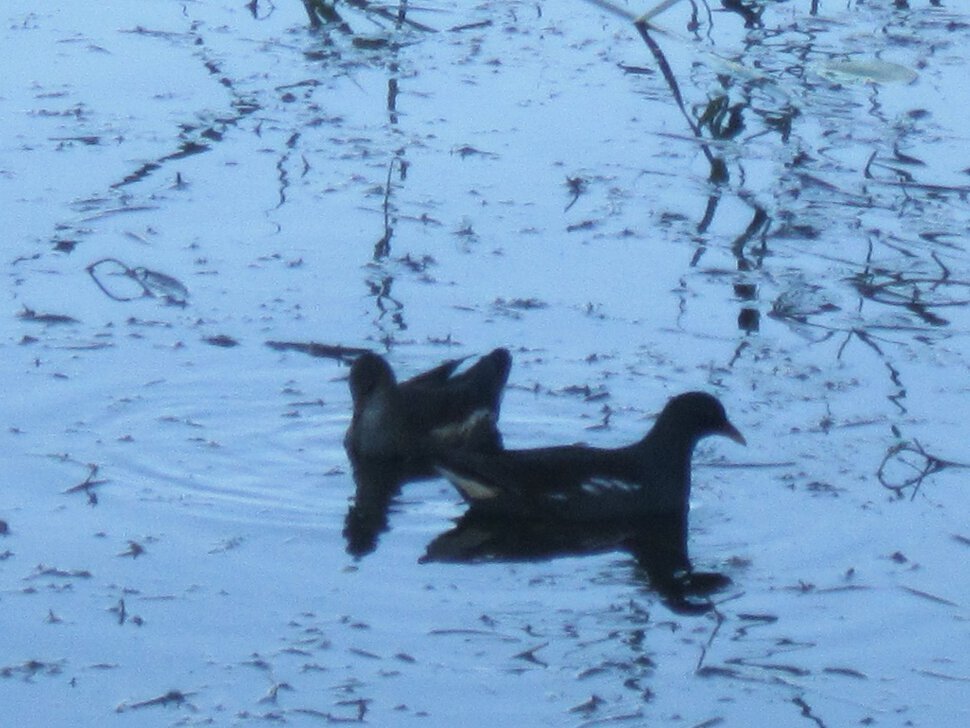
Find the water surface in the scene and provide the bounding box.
[2,1,969,725]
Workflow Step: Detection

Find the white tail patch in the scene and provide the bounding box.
[436,466,499,501]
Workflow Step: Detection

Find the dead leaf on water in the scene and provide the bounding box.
[818,59,918,85]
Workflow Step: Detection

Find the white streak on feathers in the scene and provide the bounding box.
[579,477,638,496]
[428,409,493,442]
[436,466,499,501]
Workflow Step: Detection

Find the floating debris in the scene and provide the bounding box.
[117,541,145,558]
[17,307,79,325]
[449,19,493,33]
[203,334,240,348]
[117,689,193,712]
[29,564,93,580]
[513,642,549,666]
[568,694,605,715]
[769,284,840,323]
[352,36,393,50]
[258,682,293,704]
[899,585,958,608]
[850,269,970,327]
[108,599,143,626]
[823,666,868,680]
[565,176,587,212]
[452,144,499,159]
[0,659,65,680]
[50,135,101,146]
[265,340,370,362]
[62,464,108,505]
[491,297,549,317]
[818,59,918,85]
[87,258,188,306]
[877,439,970,500]
[132,266,189,304]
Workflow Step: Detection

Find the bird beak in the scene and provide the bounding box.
[723,421,746,446]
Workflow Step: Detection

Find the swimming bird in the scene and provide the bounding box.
[344,348,512,461]
[435,391,745,520]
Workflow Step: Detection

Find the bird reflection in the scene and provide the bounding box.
[345,460,730,613]
[421,512,730,615]
[343,456,434,558]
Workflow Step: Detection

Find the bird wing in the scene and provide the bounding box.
[401,356,468,388]
[436,445,637,516]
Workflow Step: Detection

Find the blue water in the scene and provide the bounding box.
[2,1,968,725]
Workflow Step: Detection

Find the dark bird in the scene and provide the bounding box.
[344,348,512,461]
[435,391,745,520]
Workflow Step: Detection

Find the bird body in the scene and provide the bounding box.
[345,348,512,461]
[436,391,745,520]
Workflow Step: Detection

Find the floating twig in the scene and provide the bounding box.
[17,307,79,325]
[110,598,128,625]
[117,689,194,712]
[30,564,93,580]
[791,695,827,728]
[87,258,188,306]
[914,668,970,683]
[695,601,726,671]
[63,464,108,505]
[575,709,645,728]
[899,585,958,608]
[513,642,549,666]
[565,176,587,212]
[117,541,146,559]
[265,340,370,362]
[344,0,437,32]
[877,439,969,500]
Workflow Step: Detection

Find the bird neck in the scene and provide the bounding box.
[350,387,408,457]
[633,425,700,512]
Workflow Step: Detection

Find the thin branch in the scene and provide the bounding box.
[877,439,970,500]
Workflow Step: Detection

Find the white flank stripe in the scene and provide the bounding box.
[436,466,499,501]
[580,477,636,496]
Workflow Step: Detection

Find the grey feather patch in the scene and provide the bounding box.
[428,409,493,442]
